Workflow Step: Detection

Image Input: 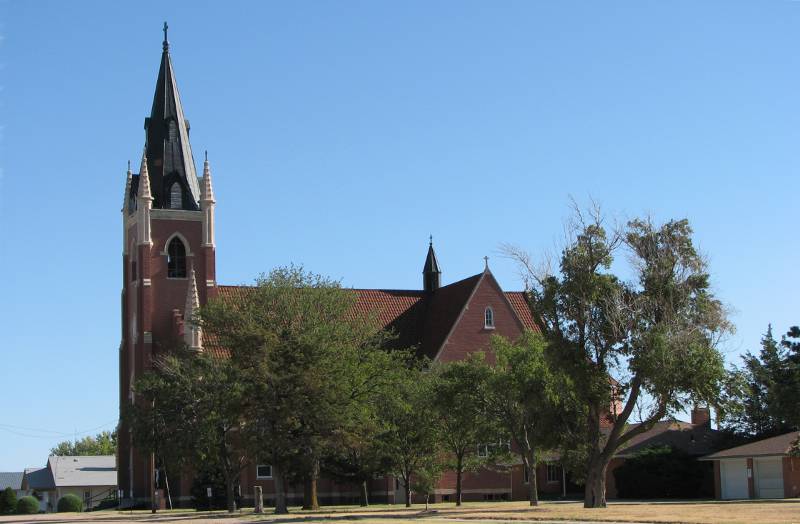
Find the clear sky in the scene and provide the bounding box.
[1,1,798,471]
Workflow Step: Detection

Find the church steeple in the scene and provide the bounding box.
[423,236,442,292]
[143,22,201,210]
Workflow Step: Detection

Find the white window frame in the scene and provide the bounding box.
[484,307,495,329]
[256,464,273,479]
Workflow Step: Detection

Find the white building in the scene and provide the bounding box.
[22,456,117,512]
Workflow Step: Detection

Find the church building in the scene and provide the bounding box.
[118,28,562,507]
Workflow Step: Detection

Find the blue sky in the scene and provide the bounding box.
[1,1,798,470]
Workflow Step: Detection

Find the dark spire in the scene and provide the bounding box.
[143,23,201,210]
[423,236,442,292]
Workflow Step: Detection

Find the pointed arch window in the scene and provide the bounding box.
[167,237,187,278]
[170,182,182,209]
[484,307,495,329]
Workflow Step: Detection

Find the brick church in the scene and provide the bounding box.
[118,28,567,508]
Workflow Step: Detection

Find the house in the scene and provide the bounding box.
[22,456,117,512]
[0,472,25,499]
[701,431,800,500]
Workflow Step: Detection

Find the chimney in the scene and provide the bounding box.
[691,406,711,428]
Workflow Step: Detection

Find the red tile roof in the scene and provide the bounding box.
[206,275,536,359]
[505,292,538,331]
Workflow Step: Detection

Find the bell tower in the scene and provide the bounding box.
[118,23,217,506]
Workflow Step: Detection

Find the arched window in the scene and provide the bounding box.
[170,182,182,209]
[484,307,495,329]
[167,237,187,278]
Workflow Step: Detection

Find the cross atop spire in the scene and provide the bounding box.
[162,21,169,52]
[483,256,490,271]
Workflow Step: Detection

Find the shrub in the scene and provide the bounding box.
[0,487,17,514]
[57,493,83,512]
[190,467,227,510]
[16,495,39,514]
[613,445,713,499]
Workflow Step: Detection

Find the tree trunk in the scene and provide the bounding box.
[360,480,369,507]
[302,460,320,510]
[225,476,236,513]
[310,459,320,510]
[302,476,312,510]
[425,493,429,511]
[274,466,288,515]
[526,461,539,507]
[583,459,608,508]
[405,479,412,508]
[455,454,463,506]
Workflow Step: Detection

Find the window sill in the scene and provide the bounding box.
[483,326,496,331]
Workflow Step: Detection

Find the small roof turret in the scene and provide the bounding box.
[423,236,442,293]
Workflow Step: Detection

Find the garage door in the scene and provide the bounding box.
[721,459,748,500]
[755,457,784,499]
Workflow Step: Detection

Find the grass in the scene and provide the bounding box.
[0,500,797,524]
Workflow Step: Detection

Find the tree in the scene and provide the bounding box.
[779,326,800,430]
[199,265,404,514]
[379,365,441,508]
[506,208,729,508]
[720,325,800,438]
[50,431,116,456]
[430,355,496,506]
[0,487,17,514]
[481,332,577,506]
[126,352,249,514]
[411,460,442,511]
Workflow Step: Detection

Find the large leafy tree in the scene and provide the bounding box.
[379,364,442,508]
[126,353,249,514]
[430,356,495,506]
[199,265,402,514]
[482,333,577,506]
[506,209,729,508]
[51,431,117,456]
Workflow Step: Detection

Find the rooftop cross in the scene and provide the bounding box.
[484,256,489,269]
[162,21,169,51]
[429,234,433,245]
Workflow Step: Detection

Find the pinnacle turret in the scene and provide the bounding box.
[137,153,152,201]
[122,161,132,213]
[201,151,215,205]
[184,266,203,351]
